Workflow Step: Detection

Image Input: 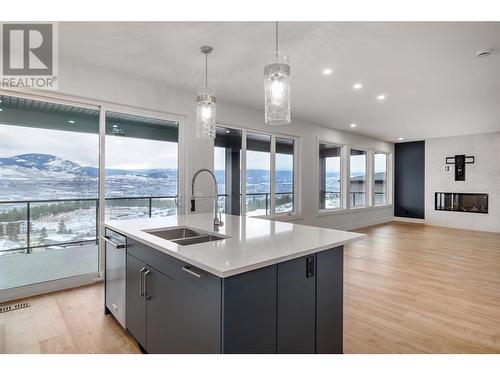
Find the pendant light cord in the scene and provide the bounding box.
[275,21,279,60]
[205,52,208,88]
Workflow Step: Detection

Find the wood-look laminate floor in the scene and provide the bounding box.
[0,282,140,354]
[1,222,499,354]
[345,222,500,353]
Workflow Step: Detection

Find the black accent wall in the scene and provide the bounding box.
[394,141,425,219]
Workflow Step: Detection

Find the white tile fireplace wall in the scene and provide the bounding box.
[425,132,500,232]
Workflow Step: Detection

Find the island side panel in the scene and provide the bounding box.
[316,245,344,354]
[222,265,277,354]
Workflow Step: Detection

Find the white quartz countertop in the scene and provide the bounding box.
[104,214,365,278]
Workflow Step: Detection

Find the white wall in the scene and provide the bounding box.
[425,132,500,232]
[53,62,394,230]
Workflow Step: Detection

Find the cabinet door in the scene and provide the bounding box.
[147,264,221,354]
[223,266,277,353]
[316,246,344,354]
[277,255,316,353]
[126,254,147,349]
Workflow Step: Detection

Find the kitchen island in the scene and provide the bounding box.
[103,214,365,354]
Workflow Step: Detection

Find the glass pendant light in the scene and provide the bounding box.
[264,21,291,126]
[197,46,216,138]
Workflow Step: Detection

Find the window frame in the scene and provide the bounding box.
[317,139,345,214]
[348,146,370,209]
[316,139,393,216]
[0,88,186,300]
[214,123,299,219]
[372,150,391,207]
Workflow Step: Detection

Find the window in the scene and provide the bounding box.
[319,143,342,209]
[214,146,226,212]
[246,132,271,216]
[275,138,294,213]
[350,149,367,208]
[105,111,179,221]
[374,152,388,205]
[214,127,242,215]
[214,126,296,217]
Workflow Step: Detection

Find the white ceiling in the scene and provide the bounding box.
[60,22,500,142]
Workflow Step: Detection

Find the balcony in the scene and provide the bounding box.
[0,196,177,291]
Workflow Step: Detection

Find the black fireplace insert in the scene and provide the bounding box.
[435,192,488,214]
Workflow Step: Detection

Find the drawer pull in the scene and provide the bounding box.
[139,267,147,297]
[182,265,207,278]
[144,270,151,300]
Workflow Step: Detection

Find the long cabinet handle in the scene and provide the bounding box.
[102,236,126,249]
[139,267,146,296]
[144,270,151,300]
[182,265,207,278]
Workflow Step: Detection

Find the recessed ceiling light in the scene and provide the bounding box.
[322,68,333,76]
[398,137,404,141]
[68,120,75,124]
[0,108,3,112]
[225,130,230,134]
[476,49,493,58]
[350,123,357,128]
[353,83,363,90]
[377,94,386,101]
[0,99,3,103]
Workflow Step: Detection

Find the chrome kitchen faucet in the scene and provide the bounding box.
[191,168,224,231]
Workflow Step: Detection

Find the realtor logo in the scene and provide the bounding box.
[1,22,58,89]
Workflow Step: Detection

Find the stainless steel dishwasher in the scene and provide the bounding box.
[103,229,127,328]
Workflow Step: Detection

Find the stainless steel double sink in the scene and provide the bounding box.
[143,226,227,246]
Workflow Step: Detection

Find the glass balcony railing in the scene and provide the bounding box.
[0,195,177,256]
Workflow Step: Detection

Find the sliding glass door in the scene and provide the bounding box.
[0,95,100,291]
[104,111,180,221]
[0,95,182,298]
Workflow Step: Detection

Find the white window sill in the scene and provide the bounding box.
[251,212,304,222]
[316,204,393,217]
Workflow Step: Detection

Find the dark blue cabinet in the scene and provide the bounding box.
[126,238,221,354]
[147,263,221,354]
[118,233,344,354]
[222,266,277,353]
[277,255,316,353]
[125,254,147,350]
[316,246,344,354]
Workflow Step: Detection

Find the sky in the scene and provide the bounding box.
[214,147,293,171]
[1,124,385,173]
[0,124,178,169]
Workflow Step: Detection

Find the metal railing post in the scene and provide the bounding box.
[149,198,152,217]
[95,199,99,242]
[26,202,31,254]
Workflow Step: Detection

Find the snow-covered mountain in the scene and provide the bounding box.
[0,153,93,178]
[0,153,178,200]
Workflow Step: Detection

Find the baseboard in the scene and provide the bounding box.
[334,216,394,231]
[392,216,425,224]
[0,273,102,304]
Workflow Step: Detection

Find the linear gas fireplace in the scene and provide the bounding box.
[435,192,488,214]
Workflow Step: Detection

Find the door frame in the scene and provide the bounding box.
[0,88,187,300]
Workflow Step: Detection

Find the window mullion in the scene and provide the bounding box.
[270,135,276,216]
[241,130,247,217]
